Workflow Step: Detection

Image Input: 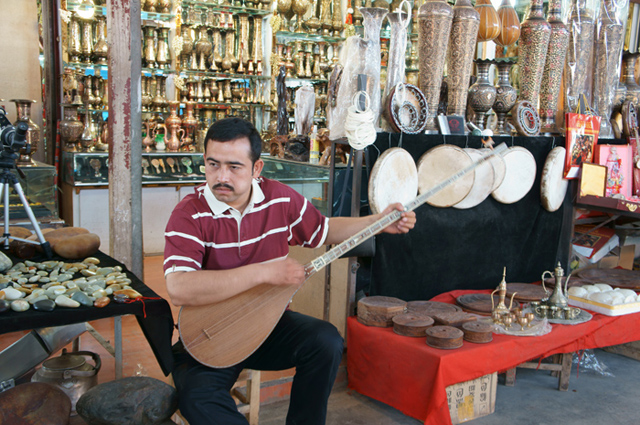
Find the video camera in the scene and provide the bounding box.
[0,106,29,164]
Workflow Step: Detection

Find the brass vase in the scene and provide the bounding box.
[156,27,171,69]
[592,0,624,139]
[194,27,212,71]
[253,17,263,65]
[93,16,108,65]
[11,99,39,164]
[446,0,479,117]
[180,25,194,70]
[539,0,569,134]
[292,0,310,32]
[237,14,251,68]
[517,0,551,108]
[80,17,94,64]
[80,108,96,152]
[418,0,453,131]
[495,0,520,49]
[212,28,223,70]
[468,59,497,129]
[144,25,157,68]
[331,0,344,36]
[564,0,595,113]
[222,30,238,71]
[493,58,518,135]
[622,52,640,104]
[69,15,82,62]
[60,104,84,152]
[319,0,333,35]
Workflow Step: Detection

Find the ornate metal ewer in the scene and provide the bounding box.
[493,58,517,135]
[517,0,551,108]
[60,104,84,152]
[360,7,389,131]
[622,52,640,105]
[564,0,595,114]
[319,0,333,35]
[446,0,479,117]
[538,0,569,135]
[381,9,410,131]
[418,0,453,131]
[69,15,82,62]
[80,108,96,152]
[592,0,624,139]
[164,101,184,152]
[93,16,108,65]
[11,99,39,164]
[468,59,497,129]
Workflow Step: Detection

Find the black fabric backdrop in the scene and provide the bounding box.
[364,133,574,301]
[0,251,175,375]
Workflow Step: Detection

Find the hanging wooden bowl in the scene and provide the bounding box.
[392,313,435,337]
[357,296,407,327]
[462,321,494,343]
[425,326,464,349]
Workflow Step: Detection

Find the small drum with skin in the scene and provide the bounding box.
[480,147,506,192]
[491,146,537,204]
[417,145,474,208]
[368,147,419,214]
[540,146,568,212]
[453,149,496,209]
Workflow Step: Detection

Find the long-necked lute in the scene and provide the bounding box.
[178,143,508,368]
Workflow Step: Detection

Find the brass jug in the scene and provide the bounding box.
[541,262,570,308]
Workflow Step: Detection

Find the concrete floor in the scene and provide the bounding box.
[258,348,640,425]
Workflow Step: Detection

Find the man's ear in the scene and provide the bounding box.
[253,158,264,178]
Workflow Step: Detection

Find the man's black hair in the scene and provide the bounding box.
[204,117,262,163]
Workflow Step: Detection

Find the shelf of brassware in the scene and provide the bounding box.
[66,0,176,21]
[181,0,272,16]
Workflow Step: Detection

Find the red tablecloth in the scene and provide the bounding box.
[347,290,640,425]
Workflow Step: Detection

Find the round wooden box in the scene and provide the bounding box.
[461,321,494,343]
[392,313,435,337]
[425,325,464,349]
[357,296,406,327]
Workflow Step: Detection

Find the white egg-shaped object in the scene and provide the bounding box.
[568,286,588,298]
[582,285,601,294]
[594,283,613,292]
[590,292,613,305]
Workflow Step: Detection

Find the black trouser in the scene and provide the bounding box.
[172,310,344,425]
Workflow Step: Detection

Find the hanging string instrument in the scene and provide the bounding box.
[178,143,509,368]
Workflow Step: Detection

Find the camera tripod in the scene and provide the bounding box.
[0,159,52,259]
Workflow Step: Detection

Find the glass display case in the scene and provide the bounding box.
[61,151,365,217]
[6,161,58,220]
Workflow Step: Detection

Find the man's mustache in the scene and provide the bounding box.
[213,183,234,191]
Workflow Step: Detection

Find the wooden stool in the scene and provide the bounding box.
[170,369,261,425]
[504,352,573,391]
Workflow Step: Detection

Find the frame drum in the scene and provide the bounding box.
[491,146,537,204]
[417,145,474,207]
[453,149,496,209]
[540,146,568,212]
[368,147,419,214]
[480,147,506,191]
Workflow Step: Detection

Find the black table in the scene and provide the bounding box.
[0,251,174,376]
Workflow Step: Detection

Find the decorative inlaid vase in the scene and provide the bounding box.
[517,0,551,108]
[622,52,640,105]
[493,58,518,135]
[539,0,569,134]
[418,0,453,131]
[446,0,479,117]
[60,104,84,152]
[468,59,497,129]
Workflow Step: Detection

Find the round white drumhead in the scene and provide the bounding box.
[454,149,495,209]
[491,146,537,204]
[540,146,568,212]
[368,147,419,214]
[480,147,506,192]
[417,145,474,207]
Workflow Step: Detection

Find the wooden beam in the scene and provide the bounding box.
[41,0,61,166]
[107,0,143,279]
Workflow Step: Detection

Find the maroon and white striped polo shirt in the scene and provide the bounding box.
[163,177,329,276]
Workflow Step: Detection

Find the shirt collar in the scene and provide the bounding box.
[202,178,265,215]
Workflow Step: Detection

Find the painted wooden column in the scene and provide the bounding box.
[107,0,143,279]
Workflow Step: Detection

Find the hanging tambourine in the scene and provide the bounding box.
[540,146,569,212]
[368,147,419,214]
[385,83,429,134]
